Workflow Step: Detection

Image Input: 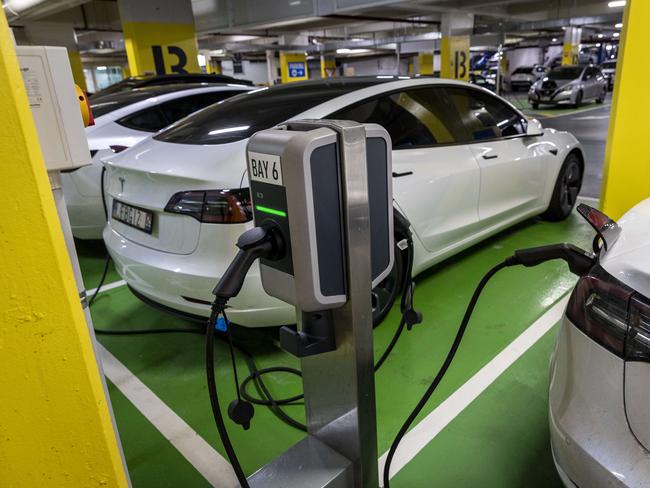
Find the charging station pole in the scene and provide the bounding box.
[243,120,392,487]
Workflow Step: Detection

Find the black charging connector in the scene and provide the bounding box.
[508,242,596,276]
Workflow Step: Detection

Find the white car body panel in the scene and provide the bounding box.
[103,78,582,326]
[62,84,253,239]
[551,198,650,487]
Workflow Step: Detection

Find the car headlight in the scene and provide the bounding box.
[559,89,574,96]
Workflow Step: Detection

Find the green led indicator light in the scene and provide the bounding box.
[255,205,287,218]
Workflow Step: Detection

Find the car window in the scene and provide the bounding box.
[158,91,245,123]
[327,87,467,149]
[513,67,533,75]
[117,107,169,132]
[445,87,525,141]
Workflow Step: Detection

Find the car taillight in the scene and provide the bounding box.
[626,295,650,362]
[164,189,252,224]
[566,265,634,357]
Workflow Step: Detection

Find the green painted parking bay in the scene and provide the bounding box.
[79,209,594,487]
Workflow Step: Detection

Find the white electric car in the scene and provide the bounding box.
[550,200,650,487]
[103,77,584,327]
[62,83,252,239]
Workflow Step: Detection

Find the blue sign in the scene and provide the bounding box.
[288,61,306,78]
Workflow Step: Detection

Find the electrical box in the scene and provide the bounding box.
[15,46,90,171]
[246,120,393,312]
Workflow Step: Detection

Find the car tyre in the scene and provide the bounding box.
[573,90,583,108]
[541,153,582,222]
[371,241,403,328]
[531,101,539,109]
[597,88,606,104]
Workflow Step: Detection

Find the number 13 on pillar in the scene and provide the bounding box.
[441,36,470,81]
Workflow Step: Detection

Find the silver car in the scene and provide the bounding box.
[601,59,617,91]
[510,65,549,91]
[528,65,607,109]
[550,201,650,487]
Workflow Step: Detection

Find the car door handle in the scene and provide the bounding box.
[392,171,413,178]
[482,154,498,160]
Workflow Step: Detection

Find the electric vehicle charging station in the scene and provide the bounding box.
[210,119,393,488]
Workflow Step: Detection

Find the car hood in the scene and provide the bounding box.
[600,198,650,298]
[104,136,248,189]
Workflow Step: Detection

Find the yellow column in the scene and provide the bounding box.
[67,50,87,91]
[601,2,650,219]
[0,12,129,488]
[280,52,308,83]
[418,52,434,75]
[561,26,581,66]
[118,0,200,76]
[320,56,336,78]
[440,36,470,81]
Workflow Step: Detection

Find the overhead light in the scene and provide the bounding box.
[608,1,626,7]
[552,38,558,42]
[613,32,620,37]
[615,23,623,28]
[96,66,107,70]
[598,33,604,38]
[336,48,370,54]
[596,43,601,47]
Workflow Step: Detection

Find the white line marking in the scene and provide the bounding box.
[88,279,127,296]
[541,103,611,119]
[100,344,238,488]
[378,294,571,485]
[571,115,610,121]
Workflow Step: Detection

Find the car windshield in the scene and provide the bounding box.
[548,66,584,80]
[154,78,385,145]
[513,67,533,74]
[90,85,210,117]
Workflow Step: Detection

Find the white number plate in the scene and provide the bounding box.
[248,151,283,186]
[112,200,153,234]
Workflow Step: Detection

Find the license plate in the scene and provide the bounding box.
[112,200,153,234]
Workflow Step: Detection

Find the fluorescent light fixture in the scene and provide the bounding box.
[615,22,623,28]
[96,65,107,70]
[552,38,558,42]
[336,48,370,54]
[596,43,601,47]
[613,32,620,37]
[208,125,250,136]
[376,75,394,79]
[598,33,604,38]
[608,1,626,7]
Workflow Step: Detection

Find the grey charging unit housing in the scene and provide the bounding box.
[244,120,393,488]
[247,120,393,313]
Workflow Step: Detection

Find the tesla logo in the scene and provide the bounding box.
[118,177,125,193]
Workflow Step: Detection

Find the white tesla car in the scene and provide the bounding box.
[103,77,584,327]
[62,83,252,239]
[550,200,650,487]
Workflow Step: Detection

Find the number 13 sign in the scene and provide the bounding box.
[441,36,470,81]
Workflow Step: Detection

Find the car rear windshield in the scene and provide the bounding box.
[548,66,583,80]
[90,85,210,117]
[154,78,383,145]
[513,67,533,74]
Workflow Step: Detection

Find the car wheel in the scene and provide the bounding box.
[371,241,403,328]
[541,153,582,222]
[531,101,539,109]
[597,88,606,103]
[573,91,583,108]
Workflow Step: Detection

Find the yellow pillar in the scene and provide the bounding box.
[0,12,129,488]
[418,52,434,75]
[561,26,581,66]
[118,0,200,76]
[67,50,87,91]
[280,52,308,83]
[440,36,470,81]
[320,56,336,78]
[601,2,650,219]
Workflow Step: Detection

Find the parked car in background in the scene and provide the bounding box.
[510,65,549,91]
[528,65,607,109]
[89,73,253,98]
[469,73,496,91]
[550,200,650,488]
[600,59,617,90]
[102,77,584,328]
[63,83,253,239]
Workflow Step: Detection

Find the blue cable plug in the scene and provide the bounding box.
[215,315,229,332]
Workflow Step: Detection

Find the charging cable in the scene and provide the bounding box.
[382,242,595,487]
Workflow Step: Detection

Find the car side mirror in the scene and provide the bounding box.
[526,118,544,137]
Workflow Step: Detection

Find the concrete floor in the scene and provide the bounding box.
[77,99,613,487]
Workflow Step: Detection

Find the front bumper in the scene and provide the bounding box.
[549,317,650,487]
[529,90,574,106]
[103,223,296,327]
